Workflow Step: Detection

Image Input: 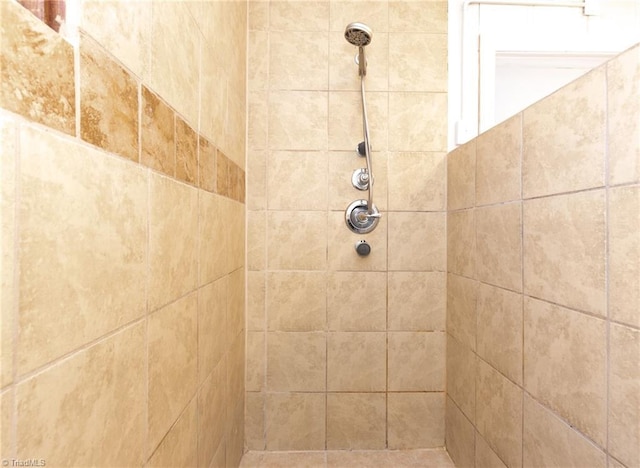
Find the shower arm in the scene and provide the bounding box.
[359,75,380,218]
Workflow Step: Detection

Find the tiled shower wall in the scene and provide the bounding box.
[1,1,246,466]
[245,0,449,450]
[445,44,640,468]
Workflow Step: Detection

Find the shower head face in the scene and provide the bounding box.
[344,22,373,47]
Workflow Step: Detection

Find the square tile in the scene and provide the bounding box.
[476,203,522,292]
[523,67,605,198]
[327,393,386,449]
[265,393,326,451]
[388,272,446,331]
[327,272,387,331]
[267,272,327,331]
[524,297,607,446]
[523,190,606,316]
[388,393,445,449]
[267,332,326,392]
[327,332,386,391]
[388,332,445,391]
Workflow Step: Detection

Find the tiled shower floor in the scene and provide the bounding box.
[239,448,455,467]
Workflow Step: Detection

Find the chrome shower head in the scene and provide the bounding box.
[344,22,373,47]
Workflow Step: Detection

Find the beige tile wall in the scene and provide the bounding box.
[1,1,246,466]
[246,0,449,451]
[446,43,640,468]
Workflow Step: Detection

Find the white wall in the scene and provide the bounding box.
[448,0,640,148]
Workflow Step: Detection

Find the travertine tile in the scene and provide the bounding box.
[245,392,265,451]
[16,323,145,466]
[265,393,326,450]
[227,396,246,468]
[329,32,389,92]
[249,91,268,151]
[175,116,198,185]
[389,1,448,33]
[609,323,640,468]
[247,271,265,331]
[249,31,269,90]
[476,284,523,385]
[199,136,217,193]
[18,127,147,375]
[388,393,445,449]
[609,185,640,328]
[267,332,326,392]
[389,92,447,152]
[388,211,446,271]
[269,91,328,150]
[198,278,227,383]
[329,0,389,33]
[388,152,446,211]
[445,396,475,468]
[148,1,200,127]
[446,334,476,422]
[522,66,605,198]
[80,34,138,162]
[476,114,521,206]
[0,1,75,135]
[1,117,16,387]
[607,44,640,185]
[523,395,606,468]
[388,271,446,331]
[80,0,152,78]
[148,294,198,455]
[227,268,245,340]
[475,359,523,468]
[267,151,328,210]
[249,451,326,468]
[227,332,246,410]
[448,140,476,211]
[327,211,387,271]
[524,297,607,446]
[327,272,387,331]
[446,274,477,350]
[267,211,327,270]
[389,33,447,92]
[270,0,329,31]
[476,434,507,468]
[198,359,227,467]
[267,272,327,331]
[248,0,269,31]
[447,209,476,278]
[328,91,388,152]
[200,192,234,283]
[1,388,12,458]
[147,399,197,467]
[523,190,606,316]
[387,448,456,467]
[211,441,226,468]
[148,173,198,311]
[270,31,329,90]
[327,332,386,391]
[476,203,522,292]
[200,44,226,149]
[247,210,266,272]
[326,393,386,449]
[141,86,175,176]
[247,151,266,210]
[327,450,390,468]
[388,332,445,391]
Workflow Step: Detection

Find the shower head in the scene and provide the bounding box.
[344,22,373,47]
